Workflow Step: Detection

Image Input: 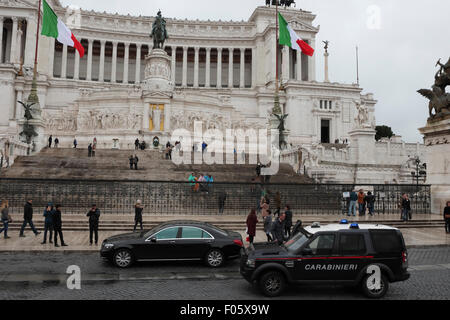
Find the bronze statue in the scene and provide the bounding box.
[266,0,296,8]
[150,10,168,49]
[418,57,450,119]
[18,101,38,144]
[323,40,330,53]
[275,113,289,150]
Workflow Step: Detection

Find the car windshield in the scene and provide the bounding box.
[284,229,312,253]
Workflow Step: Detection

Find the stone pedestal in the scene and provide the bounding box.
[419,116,450,214]
[349,127,377,165]
[17,118,46,154]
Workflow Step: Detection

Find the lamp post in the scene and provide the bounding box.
[409,156,427,189]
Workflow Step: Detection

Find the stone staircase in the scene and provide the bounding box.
[0,148,313,183]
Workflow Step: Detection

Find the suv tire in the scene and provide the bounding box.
[113,249,134,268]
[259,271,286,297]
[361,273,389,299]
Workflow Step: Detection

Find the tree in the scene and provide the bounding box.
[375,125,394,141]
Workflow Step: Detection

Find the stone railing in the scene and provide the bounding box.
[0,137,29,168]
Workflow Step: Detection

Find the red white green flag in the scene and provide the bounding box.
[41,0,85,58]
[278,12,314,57]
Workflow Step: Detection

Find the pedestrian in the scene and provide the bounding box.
[365,191,376,216]
[41,203,54,244]
[401,194,411,222]
[272,212,286,245]
[129,155,134,170]
[53,204,67,247]
[444,201,450,233]
[274,191,281,217]
[284,205,293,239]
[92,138,97,157]
[358,189,366,216]
[188,173,197,192]
[134,200,144,232]
[134,155,139,170]
[19,199,40,237]
[348,189,358,217]
[87,204,100,245]
[0,200,11,239]
[246,209,258,247]
[48,135,53,148]
[202,141,208,153]
[54,138,59,148]
[263,210,273,242]
[88,143,93,157]
[260,197,269,218]
[135,138,140,150]
[256,163,262,177]
[73,138,78,148]
[218,191,227,214]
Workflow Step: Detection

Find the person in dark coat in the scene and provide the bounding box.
[87,204,100,245]
[444,201,450,234]
[135,139,140,150]
[134,201,144,232]
[41,203,54,244]
[218,192,227,214]
[19,199,40,237]
[134,155,139,170]
[53,204,67,247]
[246,209,258,245]
[284,205,293,238]
[48,135,53,148]
[272,212,286,245]
[401,194,412,222]
[364,191,376,216]
[54,138,59,148]
[88,144,93,157]
[129,155,134,170]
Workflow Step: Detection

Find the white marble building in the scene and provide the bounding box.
[0,0,426,184]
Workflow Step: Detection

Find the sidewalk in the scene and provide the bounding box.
[1,214,448,252]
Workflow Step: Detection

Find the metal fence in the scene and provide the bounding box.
[0,178,431,216]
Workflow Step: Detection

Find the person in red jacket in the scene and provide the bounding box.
[246,209,258,246]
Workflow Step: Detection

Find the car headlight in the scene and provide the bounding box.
[246,259,256,268]
[103,243,114,249]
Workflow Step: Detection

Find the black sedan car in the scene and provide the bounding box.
[101,221,244,268]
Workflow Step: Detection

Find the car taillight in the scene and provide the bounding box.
[402,251,408,265]
[233,239,243,247]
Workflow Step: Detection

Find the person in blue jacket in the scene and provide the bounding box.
[42,203,54,244]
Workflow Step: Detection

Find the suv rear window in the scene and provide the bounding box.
[369,230,404,253]
[339,234,366,255]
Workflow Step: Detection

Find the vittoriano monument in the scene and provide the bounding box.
[418,57,450,120]
[151,10,169,49]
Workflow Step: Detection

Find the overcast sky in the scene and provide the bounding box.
[60,0,450,143]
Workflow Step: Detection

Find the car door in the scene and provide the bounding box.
[294,233,337,280]
[140,227,181,260]
[336,232,370,280]
[176,227,213,259]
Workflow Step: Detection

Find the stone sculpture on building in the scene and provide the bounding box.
[150,10,168,49]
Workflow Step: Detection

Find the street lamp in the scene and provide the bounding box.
[408,156,427,188]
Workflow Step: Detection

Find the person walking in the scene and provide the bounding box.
[357,189,366,216]
[444,201,450,233]
[92,138,97,157]
[53,204,67,247]
[19,199,40,237]
[48,135,53,148]
[54,138,59,148]
[87,204,100,245]
[365,191,376,216]
[134,155,139,170]
[284,205,293,239]
[260,197,269,219]
[134,200,144,232]
[263,210,273,242]
[135,138,140,150]
[88,144,93,157]
[41,203,54,244]
[73,138,78,149]
[272,212,286,245]
[348,190,358,217]
[0,200,11,239]
[246,209,258,247]
[401,194,411,222]
[218,191,227,214]
[129,155,134,170]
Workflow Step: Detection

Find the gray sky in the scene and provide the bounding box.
[60,0,450,143]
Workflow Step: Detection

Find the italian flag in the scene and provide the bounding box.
[278,12,314,57]
[41,0,85,58]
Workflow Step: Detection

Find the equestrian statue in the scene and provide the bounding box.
[150,10,168,49]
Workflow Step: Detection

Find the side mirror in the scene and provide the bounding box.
[301,248,313,256]
[150,237,157,243]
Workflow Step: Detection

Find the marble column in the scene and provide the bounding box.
[282,46,290,82]
[240,48,245,88]
[74,49,80,80]
[205,47,211,88]
[135,44,142,84]
[111,41,118,83]
[251,47,257,88]
[123,42,130,84]
[296,49,302,81]
[228,48,234,88]
[10,17,18,64]
[0,17,4,63]
[61,44,68,78]
[24,16,36,67]
[309,39,316,81]
[15,20,24,64]
[170,45,176,85]
[99,40,106,82]
[86,39,93,81]
[182,46,188,87]
[217,48,222,88]
[194,46,199,88]
[324,51,330,83]
[16,89,23,119]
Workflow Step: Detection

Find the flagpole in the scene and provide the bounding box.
[27,0,42,110]
[33,0,42,77]
[275,1,279,94]
[356,45,360,86]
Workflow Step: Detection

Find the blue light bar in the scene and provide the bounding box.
[350,223,360,229]
[340,219,349,224]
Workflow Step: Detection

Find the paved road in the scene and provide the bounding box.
[0,247,450,300]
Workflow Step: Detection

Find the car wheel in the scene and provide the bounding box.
[113,249,134,268]
[361,273,389,299]
[205,249,225,268]
[259,271,286,297]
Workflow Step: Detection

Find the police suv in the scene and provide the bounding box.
[240,221,410,298]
